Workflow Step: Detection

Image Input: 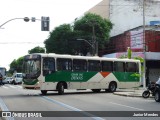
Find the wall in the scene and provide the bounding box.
[86,0,110,19]
[110,0,160,37]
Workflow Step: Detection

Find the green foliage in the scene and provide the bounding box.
[9,56,24,73]
[74,13,112,41]
[44,24,75,54]
[28,46,45,54]
[74,13,113,51]
[131,73,141,78]
[134,56,144,63]
[44,13,113,55]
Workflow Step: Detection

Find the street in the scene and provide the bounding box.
[0,84,160,120]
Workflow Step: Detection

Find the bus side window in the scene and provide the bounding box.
[126,62,138,72]
[43,58,55,76]
[73,59,87,71]
[57,58,72,71]
[114,62,125,72]
[88,60,101,72]
[102,61,113,72]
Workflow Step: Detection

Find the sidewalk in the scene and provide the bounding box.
[113,87,146,97]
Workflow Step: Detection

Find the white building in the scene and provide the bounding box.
[87,0,160,37]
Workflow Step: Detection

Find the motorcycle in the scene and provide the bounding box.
[154,78,160,102]
[142,81,156,98]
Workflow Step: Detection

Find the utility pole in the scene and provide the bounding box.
[143,0,146,89]
[91,21,98,56]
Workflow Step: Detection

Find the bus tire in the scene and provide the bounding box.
[154,91,160,102]
[58,83,64,95]
[92,89,101,93]
[108,82,117,92]
[41,90,47,95]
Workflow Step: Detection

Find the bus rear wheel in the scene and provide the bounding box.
[92,89,101,93]
[41,90,47,95]
[108,82,117,92]
[57,83,64,95]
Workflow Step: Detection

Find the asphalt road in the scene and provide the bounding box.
[0,84,160,120]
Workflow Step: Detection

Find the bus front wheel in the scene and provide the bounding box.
[57,83,64,95]
[108,82,117,92]
[41,90,47,95]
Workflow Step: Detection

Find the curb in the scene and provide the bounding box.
[113,92,143,97]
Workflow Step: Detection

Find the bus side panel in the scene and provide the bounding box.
[45,71,97,82]
[113,72,140,88]
[99,73,119,89]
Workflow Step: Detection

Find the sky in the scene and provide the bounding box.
[0,0,102,70]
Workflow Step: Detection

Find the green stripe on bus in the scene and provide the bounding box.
[113,72,140,82]
[45,71,97,82]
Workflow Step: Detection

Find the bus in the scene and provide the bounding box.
[0,67,6,79]
[22,53,141,95]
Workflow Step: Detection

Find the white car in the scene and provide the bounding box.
[12,73,23,85]
[2,77,13,84]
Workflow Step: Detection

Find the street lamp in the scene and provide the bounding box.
[0,17,29,28]
[0,16,50,31]
[77,38,98,56]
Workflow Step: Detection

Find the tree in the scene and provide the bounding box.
[74,13,113,54]
[28,46,45,54]
[9,56,24,73]
[44,24,79,54]
[9,59,17,73]
[44,13,113,55]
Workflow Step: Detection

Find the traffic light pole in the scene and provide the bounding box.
[0,18,25,28]
[0,16,50,31]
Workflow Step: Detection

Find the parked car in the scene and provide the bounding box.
[11,73,23,85]
[2,77,13,84]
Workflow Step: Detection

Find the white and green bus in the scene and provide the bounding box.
[22,53,141,95]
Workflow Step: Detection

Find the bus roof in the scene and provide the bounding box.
[27,53,140,63]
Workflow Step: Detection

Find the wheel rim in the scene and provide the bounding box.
[110,84,116,91]
[142,91,150,98]
[58,83,64,94]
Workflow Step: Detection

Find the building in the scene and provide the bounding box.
[85,0,160,84]
[86,0,110,19]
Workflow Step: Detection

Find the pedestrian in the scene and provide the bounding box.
[0,72,3,86]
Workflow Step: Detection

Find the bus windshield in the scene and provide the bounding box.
[23,59,41,78]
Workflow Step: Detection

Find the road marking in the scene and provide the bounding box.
[0,97,15,120]
[110,102,144,111]
[8,85,17,89]
[42,96,105,120]
[2,85,9,89]
[16,85,22,88]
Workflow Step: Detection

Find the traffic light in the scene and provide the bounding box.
[41,16,50,31]
[24,17,30,22]
[31,17,36,22]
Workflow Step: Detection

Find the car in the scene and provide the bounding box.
[12,73,23,85]
[2,77,13,84]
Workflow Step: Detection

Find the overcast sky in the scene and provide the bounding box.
[0,0,102,70]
